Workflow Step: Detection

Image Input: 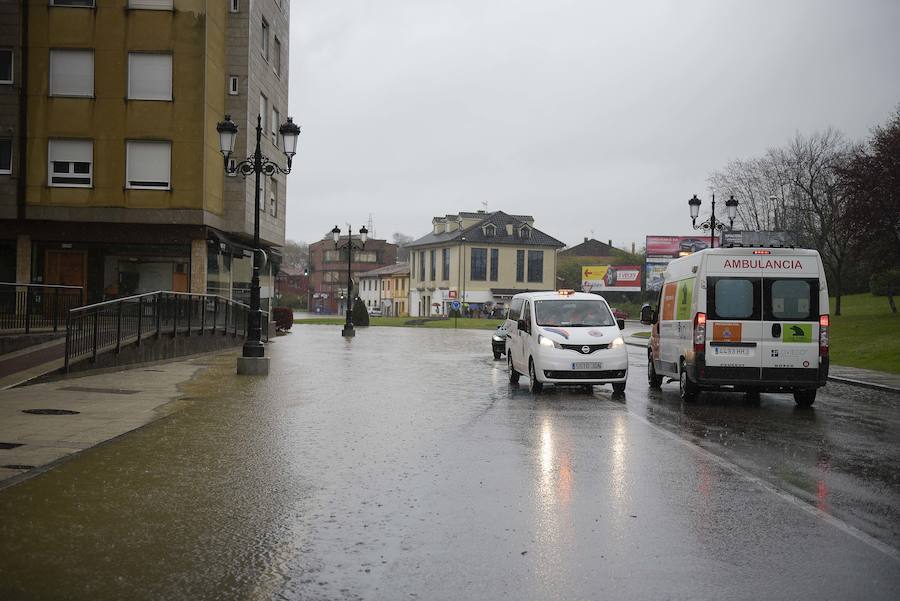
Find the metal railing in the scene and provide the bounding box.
[64,291,269,372]
[0,282,84,334]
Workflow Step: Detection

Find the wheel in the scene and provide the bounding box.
[794,389,816,407]
[745,390,761,405]
[612,382,626,394]
[493,351,502,360]
[647,354,663,388]
[679,360,699,403]
[508,355,520,384]
[528,359,543,393]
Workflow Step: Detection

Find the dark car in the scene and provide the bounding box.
[491,324,508,360]
[679,238,709,253]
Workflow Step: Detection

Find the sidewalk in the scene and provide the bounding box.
[0,352,231,489]
[624,334,900,394]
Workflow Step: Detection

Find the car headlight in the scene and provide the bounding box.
[610,336,625,348]
[492,335,505,342]
[539,335,560,348]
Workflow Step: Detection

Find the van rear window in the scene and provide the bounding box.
[708,278,761,320]
[765,278,819,321]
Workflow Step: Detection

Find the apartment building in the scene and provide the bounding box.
[0,0,290,306]
[0,0,22,281]
[406,210,565,317]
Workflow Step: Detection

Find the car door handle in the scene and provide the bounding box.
[772,323,781,338]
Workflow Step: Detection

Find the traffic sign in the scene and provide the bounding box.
[450,301,461,310]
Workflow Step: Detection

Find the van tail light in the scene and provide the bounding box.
[693,312,707,353]
[819,314,829,357]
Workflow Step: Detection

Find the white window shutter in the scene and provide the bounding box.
[127,141,171,188]
[129,0,173,9]
[50,139,92,163]
[128,53,172,100]
[50,50,93,97]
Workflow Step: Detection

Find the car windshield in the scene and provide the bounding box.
[534,300,615,327]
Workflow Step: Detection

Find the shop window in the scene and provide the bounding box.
[48,139,92,187]
[128,52,172,101]
[49,49,93,97]
[126,140,171,189]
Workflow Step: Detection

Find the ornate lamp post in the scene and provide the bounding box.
[688,193,739,249]
[216,113,301,374]
[331,224,368,337]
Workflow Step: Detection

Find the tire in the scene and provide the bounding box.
[794,389,816,407]
[508,355,520,384]
[493,351,501,360]
[647,354,663,388]
[612,382,626,394]
[679,360,699,403]
[528,359,543,393]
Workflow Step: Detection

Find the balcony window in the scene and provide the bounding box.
[470,248,487,281]
[128,0,173,9]
[48,139,92,187]
[261,18,270,61]
[126,140,171,189]
[527,250,543,283]
[49,49,93,97]
[128,52,172,101]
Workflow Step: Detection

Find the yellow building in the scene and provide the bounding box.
[2,0,290,306]
[407,210,564,317]
[358,262,409,317]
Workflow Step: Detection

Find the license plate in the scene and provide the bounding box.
[572,362,602,370]
[712,347,750,356]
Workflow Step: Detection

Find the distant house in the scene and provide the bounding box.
[560,238,626,261]
[307,233,398,315]
[358,263,410,316]
[406,210,565,317]
[275,267,308,298]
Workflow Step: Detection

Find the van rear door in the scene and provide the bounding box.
[705,273,763,380]
[761,277,820,382]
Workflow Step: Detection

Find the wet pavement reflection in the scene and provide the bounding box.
[0,326,898,600]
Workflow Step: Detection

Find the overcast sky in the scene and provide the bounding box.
[286,0,900,251]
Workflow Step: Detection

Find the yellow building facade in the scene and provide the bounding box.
[407,211,564,317]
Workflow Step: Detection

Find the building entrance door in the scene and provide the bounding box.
[44,250,87,302]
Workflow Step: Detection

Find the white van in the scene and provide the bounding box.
[640,247,830,406]
[505,290,628,393]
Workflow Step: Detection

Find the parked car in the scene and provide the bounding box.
[492,324,508,360]
[610,307,629,320]
[368,307,382,317]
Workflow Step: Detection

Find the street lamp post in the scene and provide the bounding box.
[331,224,368,337]
[688,193,739,249]
[216,113,301,375]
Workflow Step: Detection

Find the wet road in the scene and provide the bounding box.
[1,326,898,600]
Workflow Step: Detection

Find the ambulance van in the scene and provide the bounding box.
[640,247,830,406]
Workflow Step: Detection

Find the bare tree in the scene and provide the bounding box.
[779,129,856,315]
[282,239,309,270]
[392,232,414,262]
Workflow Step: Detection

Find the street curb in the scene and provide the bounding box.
[826,376,900,395]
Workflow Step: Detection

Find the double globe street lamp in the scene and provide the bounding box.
[331,224,368,338]
[688,193,739,249]
[216,113,301,374]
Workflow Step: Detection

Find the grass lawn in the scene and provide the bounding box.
[829,293,900,374]
[293,316,503,331]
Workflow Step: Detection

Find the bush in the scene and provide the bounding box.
[272,307,293,331]
[352,297,370,326]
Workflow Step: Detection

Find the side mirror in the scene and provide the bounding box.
[640,304,655,325]
[617,318,625,330]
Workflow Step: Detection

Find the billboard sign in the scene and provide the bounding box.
[581,265,642,292]
[645,258,670,292]
[646,235,715,257]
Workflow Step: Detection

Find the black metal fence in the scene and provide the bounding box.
[64,291,268,372]
[0,282,84,333]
